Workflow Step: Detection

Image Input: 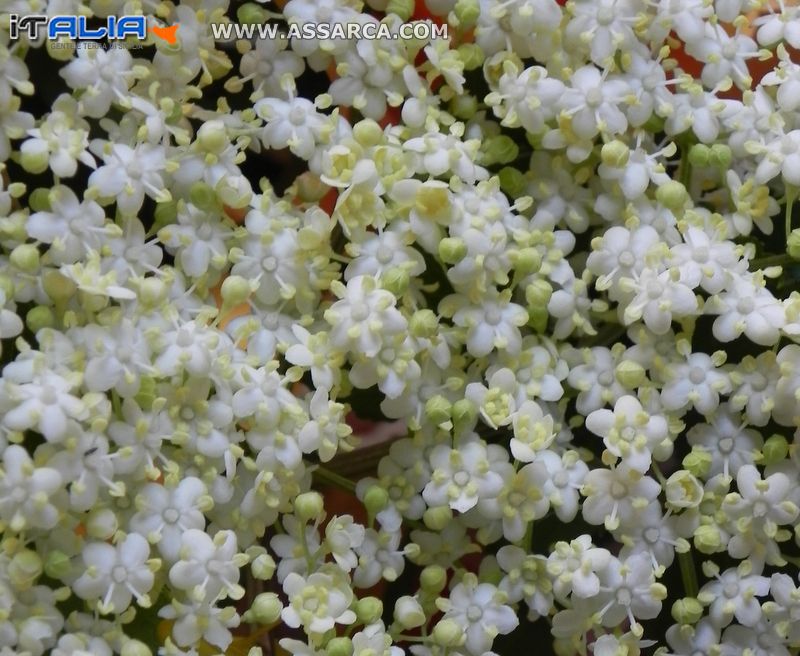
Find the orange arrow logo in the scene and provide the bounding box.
[150,24,179,44]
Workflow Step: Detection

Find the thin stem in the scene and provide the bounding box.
[750,253,794,269]
[786,186,797,239]
[313,465,357,494]
[678,550,699,598]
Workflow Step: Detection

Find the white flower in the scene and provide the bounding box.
[708,275,785,346]
[596,554,665,631]
[581,465,661,531]
[325,515,366,572]
[281,568,357,636]
[158,597,240,651]
[660,350,731,414]
[169,529,245,602]
[559,66,630,140]
[510,400,557,462]
[751,130,800,186]
[72,534,155,614]
[698,562,770,628]
[620,267,699,335]
[60,46,137,117]
[0,445,62,532]
[256,95,331,160]
[447,289,528,358]
[21,98,95,177]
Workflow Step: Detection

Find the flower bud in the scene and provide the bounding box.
[615,359,646,389]
[656,181,689,212]
[295,491,324,522]
[237,2,268,24]
[665,470,703,510]
[251,553,276,580]
[20,147,49,174]
[420,565,447,594]
[10,244,39,272]
[86,507,118,539]
[788,229,800,259]
[43,270,77,302]
[601,140,629,167]
[353,119,383,148]
[221,275,252,307]
[760,434,789,466]
[154,200,177,225]
[28,187,52,212]
[394,595,426,629]
[355,596,383,624]
[139,277,168,306]
[216,175,253,208]
[26,306,54,333]
[423,506,453,531]
[498,167,526,196]
[455,0,480,26]
[687,144,710,168]
[482,135,518,166]
[246,592,283,624]
[45,550,71,579]
[682,448,711,478]
[326,637,353,656]
[438,237,467,264]
[452,398,477,432]
[709,144,732,170]
[526,279,552,307]
[513,247,541,276]
[8,549,42,589]
[197,120,229,154]
[425,395,452,425]
[450,94,478,120]
[189,181,218,210]
[409,309,438,338]
[693,524,723,554]
[386,0,414,19]
[433,619,465,647]
[382,267,409,296]
[363,485,390,517]
[457,43,484,70]
[121,640,153,656]
[671,597,703,625]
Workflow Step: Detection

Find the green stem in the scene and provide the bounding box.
[313,465,357,493]
[523,519,534,553]
[785,186,796,239]
[781,553,800,567]
[750,253,795,269]
[678,550,699,598]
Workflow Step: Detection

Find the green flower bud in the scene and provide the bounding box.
[0,276,12,300]
[26,306,54,333]
[394,595,426,629]
[246,592,283,625]
[512,247,541,276]
[423,506,453,531]
[788,229,800,259]
[353,119,383,148]
[454,0,480,27]
[382,267,409,296]
[433,619,465,647]
[451,398,477,432]
[409,309,439,338]
[29,187,52,212]
[295,491,324,522]
[386,0,414,19]
[363,485,390,517]
[139,278,168,306]
[665,470,703,510]
[420,565,448,594]
[526,279,552,307]
[760,434,789,466]
[154,200,178,226]
[8,549,42,589]
[600,140,630,167]
[86,507,118,539]
[688,144,710,168]
[42,270,77,302]
[20,148,49,174]
[237,2,268,24]
[221,275,252,306]
[45,550,71,579]
[327,637,353,656]
[615,359,646,388]
[216,176,252,209]
[197,120,229,154]
[498,167,527,197]
[709,144,732,170]
[656,180,689,212]
[482,135,518,166]
[671,597,703,625]
[694,524,723,554]
[450,94,478,120]
[438,237,467,264]
[355,596,383,624]
[10,244,39,272]
[682,448,712,478]
[121,640,153,656]
[425,395,452,426]
[251,553,276,580]
[457,43,484,70]
[189,181,218,210]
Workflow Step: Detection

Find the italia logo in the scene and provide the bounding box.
[8,14,179,44]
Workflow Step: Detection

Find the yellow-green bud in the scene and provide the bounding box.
[615,359,646,388]
[45,550,71,579]
[665,471,703,510]
[394,595,426,629]
[251,553,276,580]
[29,187,52,212]
[420,565,448,594]
[498,167,527,197]
[382,267,409,296]
[355,596,383,624]
[8,550,42,589]
[530,306,547,332]
[601,140,630,167]
[197,120,229,154]
[512,247,542,276]
[10,244,39,272]
[409,309,439,338]
[671,597,703,625]
[454,0,480,27]
[326,637,353,656]
[423,506,453,531]
[121,640,153,656]
[20,148,49,174]
[709,144,732,170]
[86,507,118,539]
[760,434,789,466]
[221,275,252,306]
[688,144,710,168]
[450,94,478,120]
[526,279,552,307]
[452,398,477,431]
[682,448,712,478]
[457,43,484,70]
[386,0,414,20]
[438,237,467,264]
[43,270,77,302]
[189,181,218,210]
[139,277,168,306]
[363,485,390,517]
[656,180,689,211]
[353,119,383,148]
[154,200,178,225]
[237,2,268,24]
[694,524,723,554]
[433,619,465,647]
[246,592,283,624]
[425,395,452,425]
[295,491,324,522]
[26,306,54,333]
[482,135,518,166]
[216,175,252,208]
[788,229,800,259]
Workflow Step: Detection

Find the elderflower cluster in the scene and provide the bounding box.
[1,0,800,655]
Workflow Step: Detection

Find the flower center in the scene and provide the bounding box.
[163,508,180,523]
[723,583,739,598]
[737,297,755,314]
[112,565,128,583]
[646,280,663,299]
[585,87,603,107]
[610,481,628,498]
[718,438,734,454]
[688,367,706,384]
[351,305,369,321]
[467,604,483,622]
[454,471,470,487]
[644,527,660,544]
[618,250,635,268]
